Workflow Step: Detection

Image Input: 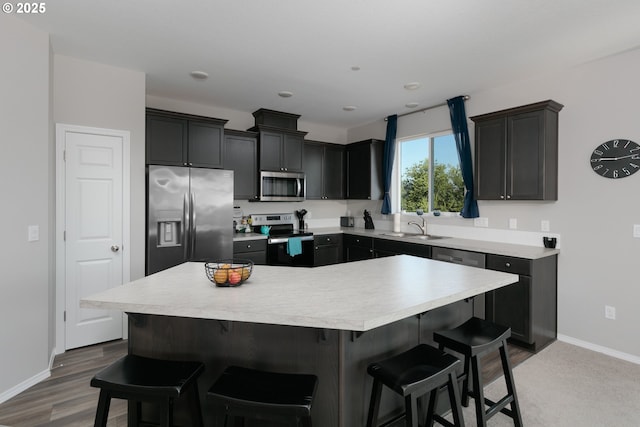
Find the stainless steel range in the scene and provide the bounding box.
[250,213,314,267]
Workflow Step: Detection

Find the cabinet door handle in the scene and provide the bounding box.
[500,195,505,199]
[505,262,511,268]
[247,244,251,249]
[506,195,511,199]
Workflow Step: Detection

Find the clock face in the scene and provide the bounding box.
[590,139,640,179]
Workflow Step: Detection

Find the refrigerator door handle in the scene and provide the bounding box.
[183,192,190,261]
[191,192,197,257]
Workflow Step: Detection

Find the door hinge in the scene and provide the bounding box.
[63,230,66,241]
[63,150,66,161]
[63,311,66,322]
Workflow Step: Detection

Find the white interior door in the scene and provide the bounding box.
[60,125,127,350]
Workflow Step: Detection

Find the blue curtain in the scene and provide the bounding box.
[447,96,479,218]
[381,114,397,214]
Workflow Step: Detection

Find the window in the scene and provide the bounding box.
[396,132,464,213]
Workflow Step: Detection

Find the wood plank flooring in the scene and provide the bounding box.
[0,339,128,427]
[0,339,531,426]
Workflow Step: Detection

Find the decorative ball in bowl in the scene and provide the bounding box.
[205,259,253,287]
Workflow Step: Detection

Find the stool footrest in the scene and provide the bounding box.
[485,395,515,420]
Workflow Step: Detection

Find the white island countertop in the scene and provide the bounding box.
[82,256,518,332]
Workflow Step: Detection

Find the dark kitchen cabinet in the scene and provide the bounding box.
[304,141,345,200]
[346,139,384,200]
[471,100,563,201]
[343,234,374,262]
[233,239,267,265]
[224,129,259,200]
[146,108,228,168]
[484,253,557,352]
[373,238,431,259]
[251,126,307,172]
[314,234,343,266]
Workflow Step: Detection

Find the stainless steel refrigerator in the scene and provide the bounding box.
[146,165,233,275]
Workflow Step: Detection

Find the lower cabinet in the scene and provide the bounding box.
[233,239,267,265]
[485,254,557,352]
[313,234,343,266]
[373,238,431,259]
[343,235,374,262]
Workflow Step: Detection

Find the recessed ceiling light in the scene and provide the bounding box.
[405,102,420,108]
[404,82,421,90]
[343,106,357,112]
[351,66,361,71]
[278,91,294,98]
[190,71,209,80]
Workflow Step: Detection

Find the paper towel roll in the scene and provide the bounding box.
[393,213,401,232]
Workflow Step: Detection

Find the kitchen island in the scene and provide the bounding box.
[82,255,518,426]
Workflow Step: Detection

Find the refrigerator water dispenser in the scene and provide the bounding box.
[157,220,182,247]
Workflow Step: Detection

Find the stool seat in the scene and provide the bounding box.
[366,344,465,427]
[208,366,318,425]
[90,354,204,427]
[433,316,511,357]
[434,317,522,427]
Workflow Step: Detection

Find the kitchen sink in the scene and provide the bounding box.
[381,232,448,240]
[409,235,448,240]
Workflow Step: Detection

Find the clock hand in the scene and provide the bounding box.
[596,157,618,161]
[615,154,639,160]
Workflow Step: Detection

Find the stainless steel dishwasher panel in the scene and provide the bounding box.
[431,247,486,318]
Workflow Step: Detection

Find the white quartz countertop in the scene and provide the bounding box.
[311,227,559,260]
[82,256,518,331]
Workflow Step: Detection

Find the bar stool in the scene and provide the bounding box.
[433,317,523,427]
[90,354,205,427]
[366,343,465,427]
[207,366,318,426]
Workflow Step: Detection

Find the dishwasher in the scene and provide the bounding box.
[431,247,486,318]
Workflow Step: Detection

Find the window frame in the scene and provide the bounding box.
[393,129,461,214]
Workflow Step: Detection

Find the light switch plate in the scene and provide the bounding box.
[509,218,517,229]
[541,220,550,232]
[28,225,39,242]
[634,224,640,238]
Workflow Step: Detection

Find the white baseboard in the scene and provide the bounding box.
[0,368,51,405]
[558,334,640,365]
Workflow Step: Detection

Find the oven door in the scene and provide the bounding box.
[267,236,314,267]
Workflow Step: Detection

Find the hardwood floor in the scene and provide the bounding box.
[0,339,531,426]
[0,339,128,427]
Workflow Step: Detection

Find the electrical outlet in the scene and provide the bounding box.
[605,305,616,320]
[541,220,550,232]
[509,218,517,229]
[634,224,640,238]
[474,217,489,227]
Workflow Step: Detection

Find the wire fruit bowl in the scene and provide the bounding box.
[205,259,253,287]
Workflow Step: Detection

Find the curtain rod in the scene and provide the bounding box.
[384,95,470,121]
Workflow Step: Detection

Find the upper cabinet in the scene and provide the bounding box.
[470,100,563,201]
[146,108,228,168]
[249,109,307,172]
[223,129,259,201]
[304,141,345,200]
[346,139,384,200]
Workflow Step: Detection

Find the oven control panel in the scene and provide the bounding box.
[250,213,294,225]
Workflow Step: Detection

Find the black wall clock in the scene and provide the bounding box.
[590,139,640,179]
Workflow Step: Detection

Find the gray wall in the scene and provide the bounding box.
[349,48,640,359]
[0,15,51,397]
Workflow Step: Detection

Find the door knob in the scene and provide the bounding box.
[111,245,120,252]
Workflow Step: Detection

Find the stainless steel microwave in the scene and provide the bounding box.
[260,171,306,202]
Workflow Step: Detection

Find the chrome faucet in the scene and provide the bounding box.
[408,216,428,235]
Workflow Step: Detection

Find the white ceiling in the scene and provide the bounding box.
[19,0,640,129]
